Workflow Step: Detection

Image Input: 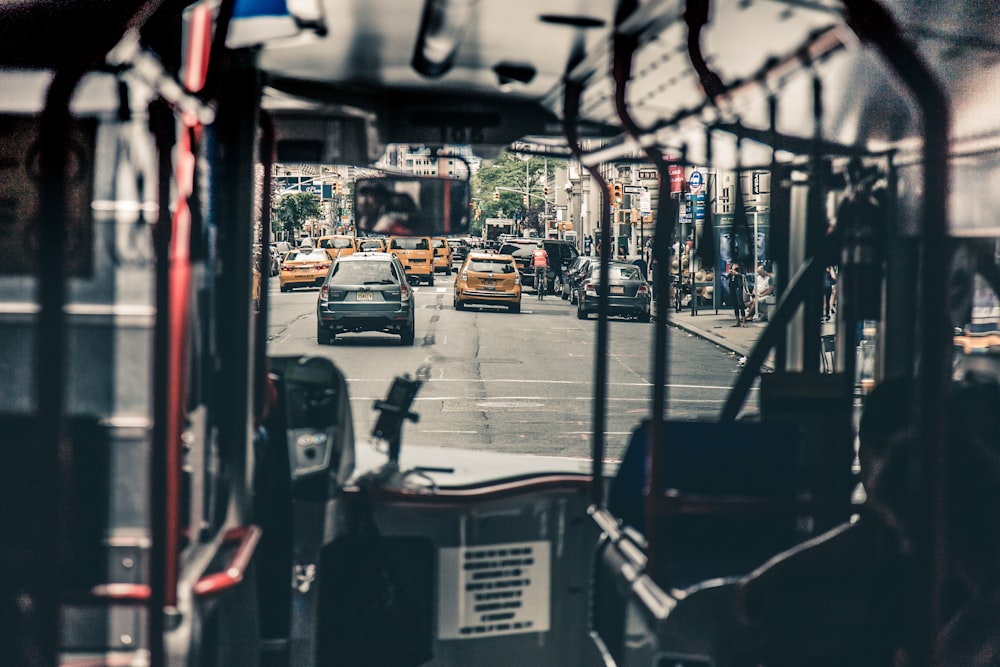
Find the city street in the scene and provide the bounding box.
[264,270,759,461]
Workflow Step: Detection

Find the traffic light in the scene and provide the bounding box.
[543,186,549,197]
[335,182,342,195]
[522,195,529,206]
[493,190,500,201]
[612,182,623,206]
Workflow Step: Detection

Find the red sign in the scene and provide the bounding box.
[664,153,684,194]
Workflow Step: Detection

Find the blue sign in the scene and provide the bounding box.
[688,170,704,193]
[688,191,706,221]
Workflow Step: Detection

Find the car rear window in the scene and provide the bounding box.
[285,250,328,262]
[498,243,536,258]
[320,237,354,249]
[468,259,516,273]
[328,260,397,285]
[589,264,642,280]
[391,238,429,250]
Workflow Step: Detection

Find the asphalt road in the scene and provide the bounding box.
[265,272,757,462]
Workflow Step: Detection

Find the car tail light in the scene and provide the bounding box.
[400,282,412,302]
[317,263,330,270]
[320,285,329,301]
[514,273,520,285]
[638,283,650,295]
[460,270,468,282]
[584,282,597,295]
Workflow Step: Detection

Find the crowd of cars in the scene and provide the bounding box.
[261,233,652,344]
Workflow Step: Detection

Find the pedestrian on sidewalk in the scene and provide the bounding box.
[823,265,837,321]
[728,261,748,326]
[747,263,773,322]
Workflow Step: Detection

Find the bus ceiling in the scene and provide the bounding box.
[246,0,1000,174]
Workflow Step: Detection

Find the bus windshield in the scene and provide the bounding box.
[4,1,1000,666]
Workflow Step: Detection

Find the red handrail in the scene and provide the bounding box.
[192,525,262,599]
[89,583,152,603]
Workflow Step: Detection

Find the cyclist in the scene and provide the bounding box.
[532,245,549,299]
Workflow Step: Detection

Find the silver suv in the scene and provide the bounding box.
[316,252,416,346]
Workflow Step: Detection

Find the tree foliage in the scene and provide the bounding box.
[471,152,564,233]
[273,192,322,238]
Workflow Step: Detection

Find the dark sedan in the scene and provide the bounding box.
[316,252,416,345]
[575,261,651,321]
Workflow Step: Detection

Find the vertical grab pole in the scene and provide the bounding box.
[612,23,680,570]
[34,65,85,667]
[148,98,176,667]
[255,115,275,422]
[563,80,610,507]
[803,73,825,370]
[842,1,951,664]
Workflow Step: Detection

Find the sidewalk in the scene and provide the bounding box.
[659,302,838,368]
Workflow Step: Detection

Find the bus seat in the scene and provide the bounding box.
[609,419,846,591]
[607,420,649,532]
[316,491,434,667]
[0,415,110,590]
[734,520,908,667]
[1,415,110,663]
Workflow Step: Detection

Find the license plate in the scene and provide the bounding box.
[483,279,495,289]
[356,291,374,301]
[610,285,625,295]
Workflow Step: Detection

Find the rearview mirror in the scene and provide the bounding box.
[355,176,470,237]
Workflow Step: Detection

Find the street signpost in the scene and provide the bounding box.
[688,170,704,194]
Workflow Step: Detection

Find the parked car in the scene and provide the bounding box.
[278,248,332,292]
[430,237,453,275]
[575,260,651,321]
[454,252,521,313]
[255,244,280,276]
[269,241,293,275]
[316,252,415,345]
[496,238,579,291]
[561,255,593,302]
[387,235,435,285]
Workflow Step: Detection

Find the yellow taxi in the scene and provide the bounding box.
[430,237,453,275]
[278,247,332,292]
[357,237,387,253]
[454,252,521,313]
[316,235,357,261]
[387,236,435,285]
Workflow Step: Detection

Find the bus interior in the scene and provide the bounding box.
[2,0,1000,665]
